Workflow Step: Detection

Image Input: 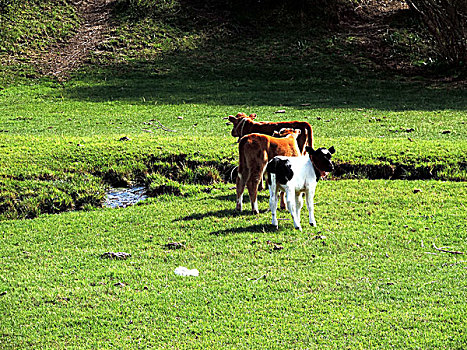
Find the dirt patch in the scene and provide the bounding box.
[37,0,117,81]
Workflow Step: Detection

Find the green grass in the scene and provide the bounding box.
[0,58,465,218]
[1,180,466,348]
[0,0,78,54]
[0,0,79,83]
[0,1,466,347]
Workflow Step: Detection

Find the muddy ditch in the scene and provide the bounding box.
[102,153,466,187]
[100,154,466,191]
[101,154,237,208]
[102,154,466,208]
[333,161,466,181]
[140,154,466,184]
[1,155,464,219]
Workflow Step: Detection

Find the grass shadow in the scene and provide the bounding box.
[210,223,276,236]
[62,31,467,111]
[174,208,247,222]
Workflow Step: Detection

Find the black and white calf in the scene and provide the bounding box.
[266,146,335,230]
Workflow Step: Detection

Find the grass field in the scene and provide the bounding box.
[0,1,466,348]
[1,180,466,348]
[1,55,465,219]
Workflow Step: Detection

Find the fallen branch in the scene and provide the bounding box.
[153,120,176,132]
[248,274,267,282]
[432,243,464,255]
[101,252,131,260]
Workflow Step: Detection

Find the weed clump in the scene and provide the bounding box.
[146,174,182,196]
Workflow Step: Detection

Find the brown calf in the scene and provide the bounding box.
[236,128,301,214]
[229,112,313,154]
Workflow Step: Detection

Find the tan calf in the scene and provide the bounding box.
[236,129,300,214]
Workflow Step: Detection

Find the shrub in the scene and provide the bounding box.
[406,0,467,66]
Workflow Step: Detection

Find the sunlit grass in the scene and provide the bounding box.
[0,1,466,347]
[0,180,465,348]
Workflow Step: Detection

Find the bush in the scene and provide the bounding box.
[406,0,467,66]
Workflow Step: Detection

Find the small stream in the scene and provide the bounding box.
[104,186,148,208]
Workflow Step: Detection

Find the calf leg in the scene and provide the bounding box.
[247,176,261,214]
[305,188,317,227]
[235,173,246,211]
[296,193,304,227]
[269,184,279,229]
[246,160,267,215]
[286,191,302,231]
[280,192,287,210]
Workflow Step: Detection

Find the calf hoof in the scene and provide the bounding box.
[309,222,317,227]
[251,209,259,215]
[294,226,303,231]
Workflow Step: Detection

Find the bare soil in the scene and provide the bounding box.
[38,0,116,81]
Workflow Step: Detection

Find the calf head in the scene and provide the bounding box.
[306,146,335,173]
[228,112,257,137]
[266,157,294,185]
[272,128,301,138]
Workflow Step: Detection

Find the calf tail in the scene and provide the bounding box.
[297,121,314,153]
[229,166,238,183]
[305,122,313,149]
[286,121,313,154]
[267,172,277,193]
[266,158,279,186]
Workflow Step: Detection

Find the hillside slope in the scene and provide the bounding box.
[1,0,461,83]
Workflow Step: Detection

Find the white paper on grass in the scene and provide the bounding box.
[174,266,199,277]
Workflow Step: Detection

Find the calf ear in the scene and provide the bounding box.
[328,146,335,154]
[305,146,315,154]
[249,113,257,120]
[228,115,237,123]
